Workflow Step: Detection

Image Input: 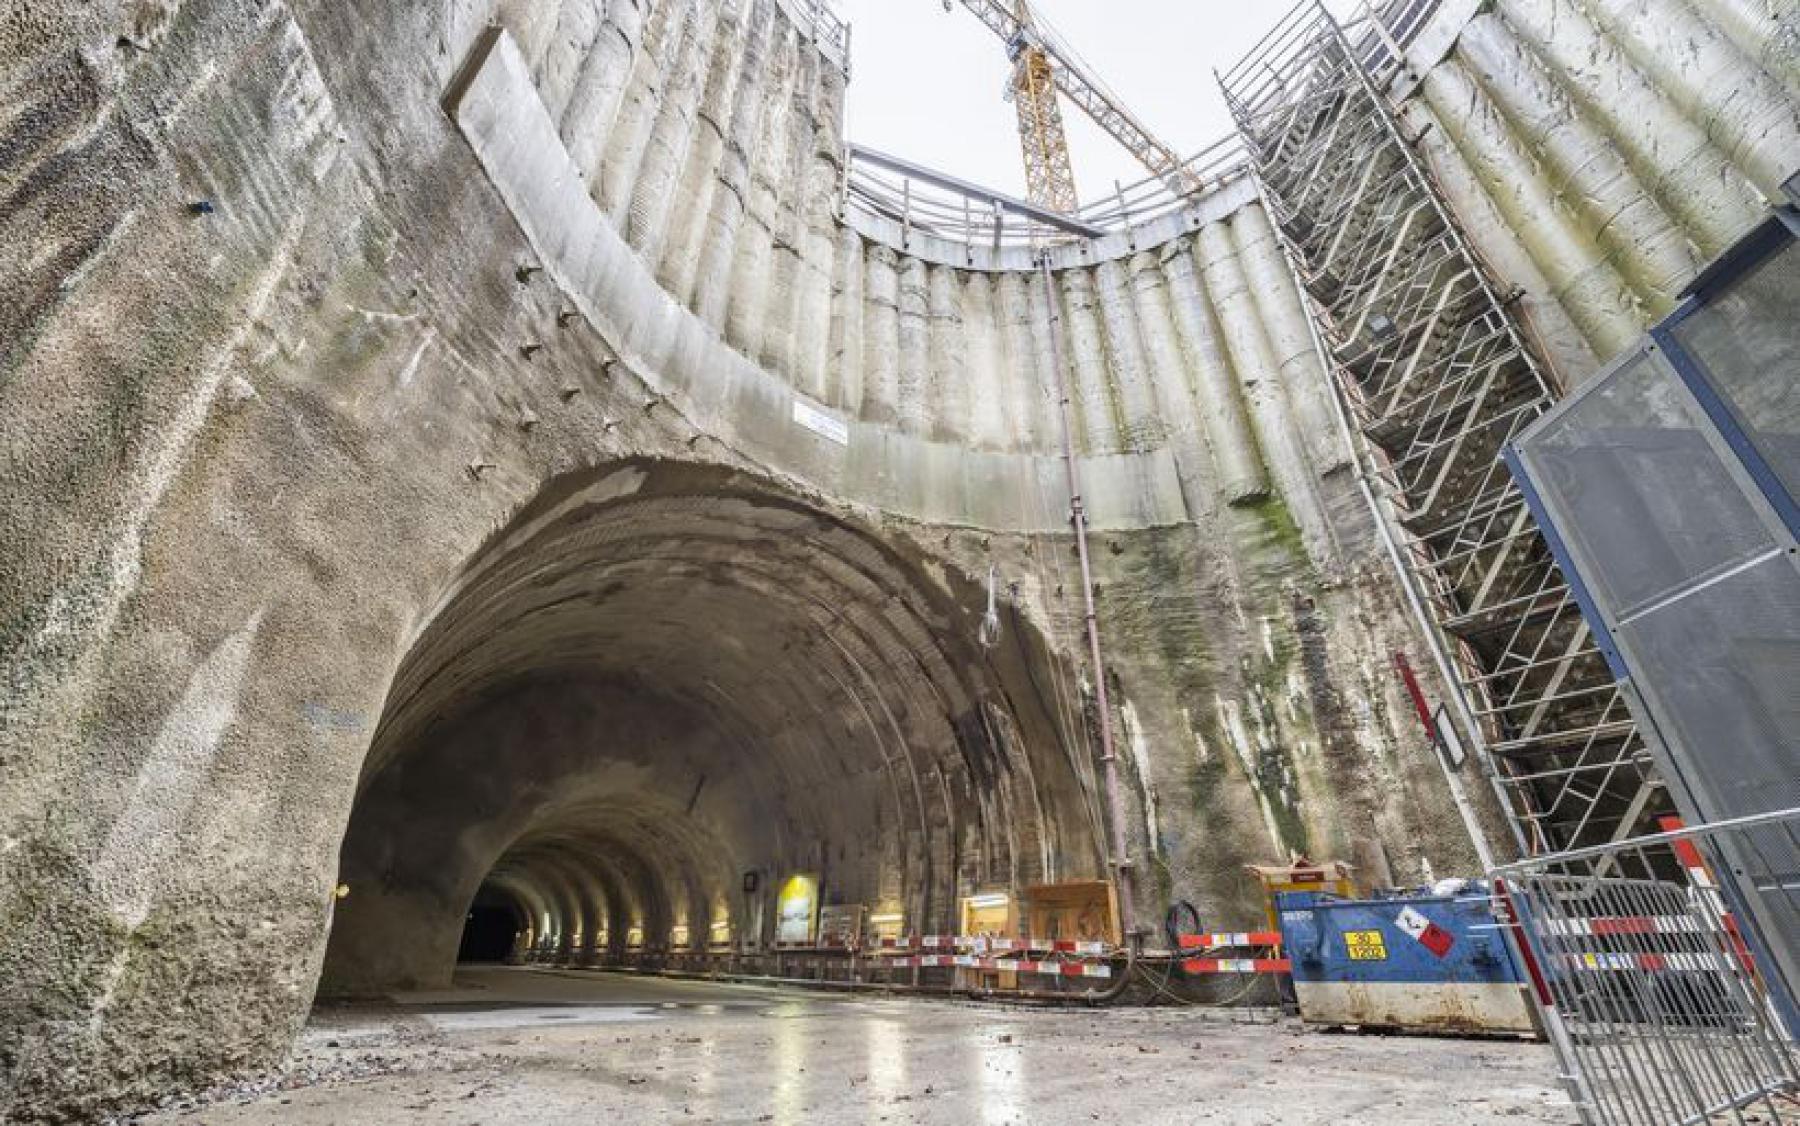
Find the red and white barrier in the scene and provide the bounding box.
[1543,915,1703,937]
[1177,931,1281,950]
[1181,956,1291,974]
[873,935,1113,952]
[890,954,1112,979]
[1556,951,1738,974]
[1176,931,1289,976]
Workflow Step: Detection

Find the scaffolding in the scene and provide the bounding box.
[1218,1,1667,858]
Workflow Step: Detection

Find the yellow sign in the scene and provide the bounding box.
[775,873,819,945]
[1345,929,1387,960]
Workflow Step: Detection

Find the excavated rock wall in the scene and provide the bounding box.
[3,0,1792,1118]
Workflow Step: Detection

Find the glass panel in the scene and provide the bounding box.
[1671,236,1800,506]
[1520,350,1776,619]
[1617,551,1800,819]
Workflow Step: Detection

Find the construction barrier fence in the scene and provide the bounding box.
[1493,809,1800,1126]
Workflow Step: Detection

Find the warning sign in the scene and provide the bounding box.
[1344,930,1387,960]
[1395,905,1455,958]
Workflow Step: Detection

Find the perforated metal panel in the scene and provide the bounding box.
[1669,234,1800,503]
[1519,350,1799,810]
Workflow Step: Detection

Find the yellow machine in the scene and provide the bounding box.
[1246,859,1357,935]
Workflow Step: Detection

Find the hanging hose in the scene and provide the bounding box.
[977,563,1002,648]
[1035,250,1138,953]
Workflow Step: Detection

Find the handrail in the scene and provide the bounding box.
[777,0,851,76]
[847,143,1106,238]
[842,131,1250,250]
[834,0,1441,250]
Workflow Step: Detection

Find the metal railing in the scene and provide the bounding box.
[1493,809,1800,1125]
[841,133,1249,250]
[778,0,851,76]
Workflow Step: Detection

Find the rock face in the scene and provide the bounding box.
[1,0,1792,1119]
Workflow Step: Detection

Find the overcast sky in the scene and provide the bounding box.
[835,1,1279,204]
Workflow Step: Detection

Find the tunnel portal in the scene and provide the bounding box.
[319,459,1103,994]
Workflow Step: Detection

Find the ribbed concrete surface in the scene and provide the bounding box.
[1,0,1793,1119]
[1398,0,1800,384]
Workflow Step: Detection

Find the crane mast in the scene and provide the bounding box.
[1005,2,1080,215]
[951,0,1204,213]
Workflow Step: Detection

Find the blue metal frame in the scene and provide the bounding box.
[1501,445,1631,682]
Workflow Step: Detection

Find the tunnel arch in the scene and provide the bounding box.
[319,458,1105,994]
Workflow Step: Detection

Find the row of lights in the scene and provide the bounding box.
[520,880,1017,947]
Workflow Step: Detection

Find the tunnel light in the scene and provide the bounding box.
[868,912,904,925]
[965,893,1010,910]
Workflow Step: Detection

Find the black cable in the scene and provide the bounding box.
[1164,899,1201,952]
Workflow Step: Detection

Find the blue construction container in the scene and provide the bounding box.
[1276,886,1539,1036]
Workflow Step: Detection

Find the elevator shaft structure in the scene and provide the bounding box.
[1219,2,1666,857]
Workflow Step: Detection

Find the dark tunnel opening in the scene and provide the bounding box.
[316,459,1107,996]
[457,891,522,964]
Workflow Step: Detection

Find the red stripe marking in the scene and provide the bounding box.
[1495,879,1555,1008]
[1177,932,1281,950]
[1659,816,1707,872]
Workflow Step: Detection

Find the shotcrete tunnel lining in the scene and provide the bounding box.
[319,459,1107,995]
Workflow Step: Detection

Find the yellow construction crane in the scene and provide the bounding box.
[947,0,1204,214]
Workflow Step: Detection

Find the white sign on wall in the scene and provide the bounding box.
[792,397,849,446]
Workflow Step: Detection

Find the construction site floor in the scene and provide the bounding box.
[128,966,1575,1124]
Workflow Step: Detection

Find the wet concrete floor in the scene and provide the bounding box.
[135,966,1575,1124]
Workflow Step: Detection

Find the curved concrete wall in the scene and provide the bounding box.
[4,0,1793,1118]
[1392,0,1800,384]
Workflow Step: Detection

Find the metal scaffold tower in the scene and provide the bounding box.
[1218,2,1668,858]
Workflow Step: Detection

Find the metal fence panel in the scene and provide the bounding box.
[1495,811,1800,1126]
